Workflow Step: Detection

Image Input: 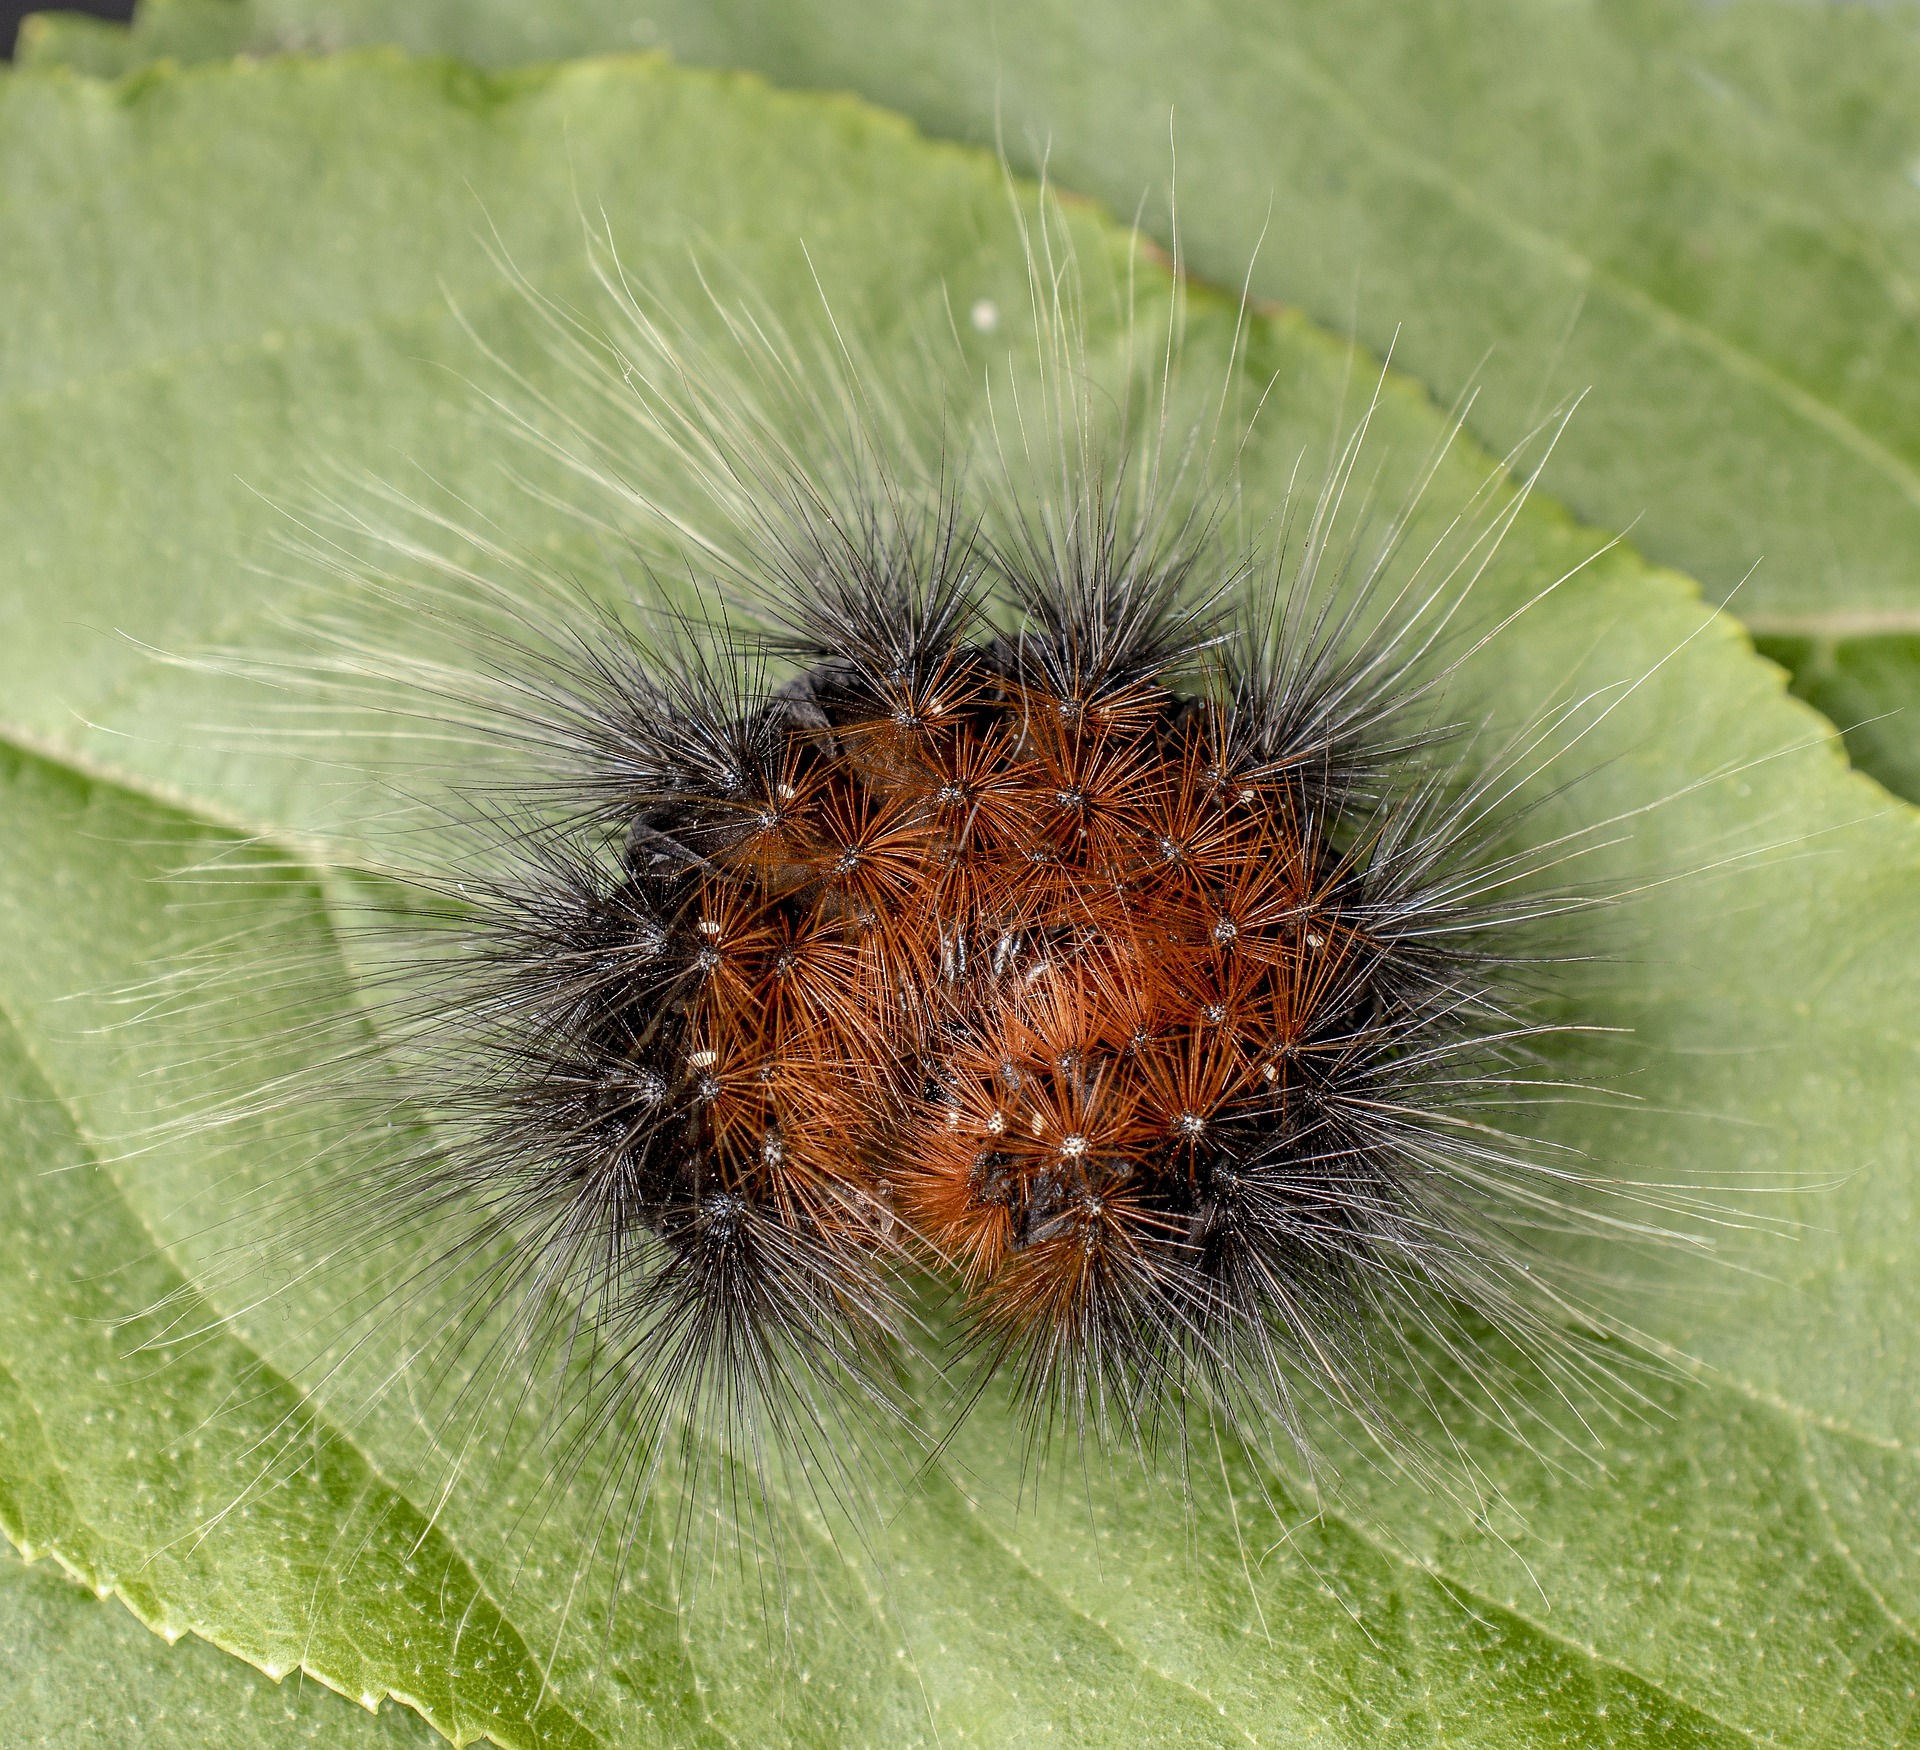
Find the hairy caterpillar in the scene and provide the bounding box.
[141,201,1729,1603]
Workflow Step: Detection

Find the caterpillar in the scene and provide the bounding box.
[161,208,1690,1587]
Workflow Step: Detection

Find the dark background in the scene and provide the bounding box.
[3,0,133,57]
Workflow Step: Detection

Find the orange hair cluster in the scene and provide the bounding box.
[676,651,1362,1391]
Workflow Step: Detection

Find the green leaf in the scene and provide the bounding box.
[1756,631,1920,804]
[0,1543,435,1747]
[31,0,1920,802]
[2,48,1918,1748]
[0,780,601,1749]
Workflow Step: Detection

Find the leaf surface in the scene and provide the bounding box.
[1,50,1917,1748]
[0,1543,435,1748]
